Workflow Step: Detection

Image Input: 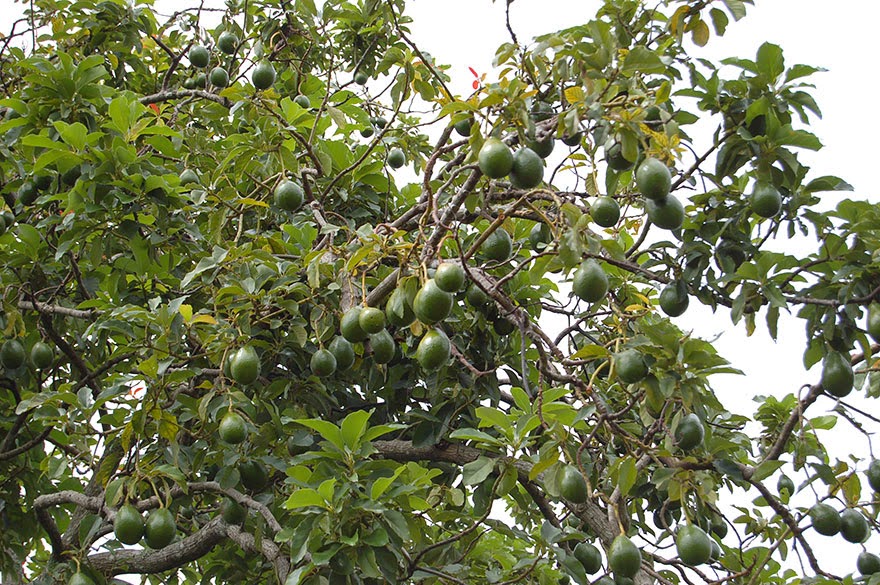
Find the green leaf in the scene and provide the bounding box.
[462,456,495,485]
[723,0,748,20]
[617,457,637,497]
[756,42,785,80]
[751,460,784,482]
[475,406,512,433]
[448,428,503,445]
[621,46,666,76]
[370,465,406,500]
[294,418,345,451]
[340,409,371,450]
[285,488,326,509]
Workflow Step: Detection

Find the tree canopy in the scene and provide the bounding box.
[1,1,879,584]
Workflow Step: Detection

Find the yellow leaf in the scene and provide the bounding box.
[179,303,193,322]
[191,314,218,325]
[691,19,710,47]
[564,86,585,105]
[239,197,269,208]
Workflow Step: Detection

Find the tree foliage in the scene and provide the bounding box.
[0,0,878,584]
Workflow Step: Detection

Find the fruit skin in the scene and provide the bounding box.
[868,303,880,342]
[659,281,689,317]
[274,180,304,211]
[530,101,554,122]
[360,126,374,138]
[144,508,176,549]
[229,345,260,384]
[645,195,684,230]
[221,498,246,525]
[209,66,229,88]
[416,329,451,371]
[478,138,514,179]
[68,572,96,585]
[481,228,513,262]
[573,542,602,574]
[294,94,311,108]
[30,341,54,370]
[453,116,473,137]
[114,503,145,545]
[562,131,582,146]
[434,263,466,293]
[636,157,672,200]
[466,283,491,308]
[821,351,853,398]
[605,140,635,172]
[559,465,587,503]
[18,181,38,205]
[777,474,795,496]
[509,147,544,189]
[710,516,728,538]
[179,168,200,186]
[251,61,276,90]
[239,460,269,492]
[608,534,641,578]
[675,413,704,451]
[675,524,712,566]
[218,411,247,444]
[387,148,405,169]
[413,279,454,325]
[0,339,26,370]
[529,222,551,251]
[340,307,369,342]
[310,348,337,377]
[591,196,621,227]
[614,350,648,384]
[354,71,369,85]
[193,73,207,88]
[750,183,782,218]
[527,134,555,159]
[868,460,880,492]
[369,329,395,364]
[572,260,608,303]
[385,287,416,328]
[858,552,880,575]
[328,336,355,371]
[840,509,869,543]
[358,307,386,334]
[188,45,210,67]
[217,31,238,54]
[809,503,841,536]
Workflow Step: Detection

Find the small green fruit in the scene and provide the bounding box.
[453,116,473,137]
[750,183,782,218]
[294,94,311,108]
[218,411,247,444]
[340,307,369,342]
[369,329,395,364]
[209,66,229,88]
[188,45,210,68]
[251,61,276,90]
[68,572,96,585]
[328,336,355,371]
[821,351,853,398]
[858,552,880,575]
[867,460,880,492]
[30,341,54,370]
[217,32,238,54]
[867,303,880,342]
[572,260,608,303]
[114,504,145,545]
[0,339,26,370]
[590,196,621,227]
[358,307,386,334]
[509,147,543,189]
[614,349,648,384]
[310,348,337,377]
[809,503,840,536]
[144,508,176,549]
[573,542,602,574]
[529,222,551,251]
[434,262,466,293]
[416,329,451,371]
[645,195,684,230]
[229,345,260,384]
[274,180,304,211]
[675,413,704,451]
[387,148,405,169]
[777,474,795,496]
[481,228,513,262]
[559,465,587,503]
[840,509,869,543]
[659,281,689,317]
[478,138,514,179]
[527,134,555,159]
[239,459,269,492]
[221,498,246,525]
[413,279,454,325]
[354,71,369,85]
[636,157,672,200]
[676,524,712,566]
[385,287,416,328]
[608,534,641,578]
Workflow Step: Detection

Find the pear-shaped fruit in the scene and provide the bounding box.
[590,196,621,227]
[30,341,55,370]
[676,524,712,566]
[385,287,415,327]
[777,474,795,496]
[209,66,229,88]
[144,508,176,549]
[217,31,238,54]
[434,262,466,293]
[358,307,386,334]
[114,504,145,545]
[387,148,406,169]
[573,542,602,574]
[750,183,782,218]
[809,503,840,536]
[340,307,369,342]
[614,350,648,384]
[0,339,26,370]
[239,460,269,492]
[218,411,247,444]
[274,180,304,211]
[310,348,337,377]
[659,281,689,317]
[559,465,587,503]
[481,228,513,262]
[636,157,672,200]
[229,346,260,384]
[608,534,641,578]
[675,413,704,451]
[821,351,853,398]
[858,552,880,575]
[369,329,395,364]
[221,498,246,525]
[251,61,276,90]
[413,279,454,324]
[867,459,880,492]
[188,45,210,68]
[840,509,869,543]
[416,329,451,371]
[645,195,684,230]
[868,303,880,342]
[572,260,608,303]
[328,336,355,371]
[509,147,543,189]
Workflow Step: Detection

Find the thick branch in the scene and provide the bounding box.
[17,300,97,319]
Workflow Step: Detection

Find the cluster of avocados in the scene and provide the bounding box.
[182,31,275,92]
[1,338,56,373]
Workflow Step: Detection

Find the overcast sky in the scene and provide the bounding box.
[2,0,879,577]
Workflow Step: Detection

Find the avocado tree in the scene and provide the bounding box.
[1,1,879,584]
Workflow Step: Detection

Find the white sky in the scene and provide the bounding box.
[2,0,879,579]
